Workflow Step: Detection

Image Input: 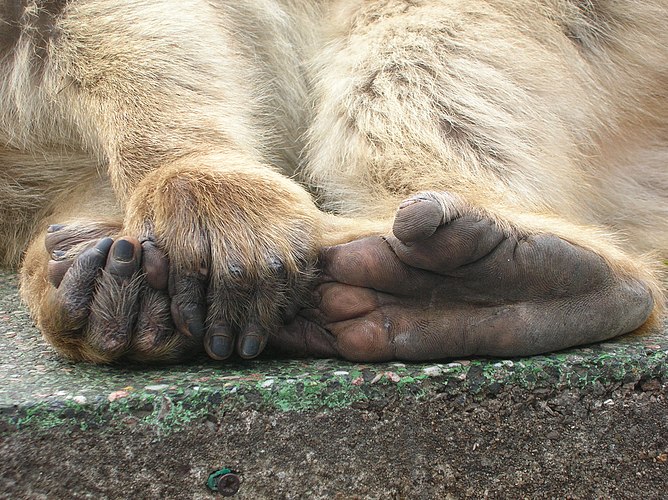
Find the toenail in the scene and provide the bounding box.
[112,239,135,262]
[399,198,420,209]
[47,224,66,233]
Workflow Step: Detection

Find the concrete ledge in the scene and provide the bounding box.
[1,270,667,498]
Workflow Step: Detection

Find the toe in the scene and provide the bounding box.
[388,216,505,274]
[393,195,445,242]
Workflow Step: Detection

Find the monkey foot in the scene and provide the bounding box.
[274,192,655,361]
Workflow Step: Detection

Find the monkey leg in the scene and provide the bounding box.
[290,2,665,360]
[7,1,333,363]
[274,192,661,361]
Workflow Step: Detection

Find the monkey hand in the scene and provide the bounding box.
[24,226,201,363]
[23,162,321,363]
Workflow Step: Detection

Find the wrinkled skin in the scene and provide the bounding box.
[44,194,653,363]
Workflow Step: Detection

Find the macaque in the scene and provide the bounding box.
[1,0,666,363]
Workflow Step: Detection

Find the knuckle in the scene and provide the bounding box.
[227,262,245,280]
[267,256,286,276]
[57,295,89,325]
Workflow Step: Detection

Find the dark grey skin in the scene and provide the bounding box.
[44,193,654,363]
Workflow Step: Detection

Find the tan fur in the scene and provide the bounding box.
[0,0,666,361]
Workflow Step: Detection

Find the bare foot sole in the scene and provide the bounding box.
[274,193,655,361]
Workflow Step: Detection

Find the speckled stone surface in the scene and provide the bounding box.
[1,269,667,498]
[2,270,666,428]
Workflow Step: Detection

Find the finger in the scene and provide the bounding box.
[235,255,296,359]
[103,238,142,278]
[129,286,200,362]
[204,318,236,361]
[169,269,207,340]
[203,259,250,360]
[387,216,505,273]
[45,224,84,253]
[205,254,288,361]
[320,237,440,294]
[45,222,121,253]
[86,238,143,356]
[236,321,269,360]
[47,256,74,288]
[142,240,169,290]
[50,237,114,329]
[272,314,338,358]
[133,286,173,353]
[47,238,103,287]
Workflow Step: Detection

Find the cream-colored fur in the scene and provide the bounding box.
[0,0,666,361]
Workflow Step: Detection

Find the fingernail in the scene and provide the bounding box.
[51,250,66,260]
[209,335,233,359]
[112,239,135,262]
[241,336,261,358]
[187,318,205,339]
[95,237,115,254]
[47,224,65,233]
